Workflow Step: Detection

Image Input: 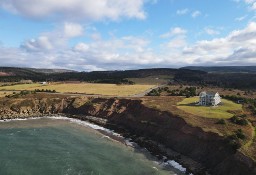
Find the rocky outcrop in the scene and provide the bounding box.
[0,96,255,175]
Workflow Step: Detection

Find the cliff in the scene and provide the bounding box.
[0,95,255,175]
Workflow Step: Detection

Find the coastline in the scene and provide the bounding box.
[0,115,189,175]
[1,95,254,175]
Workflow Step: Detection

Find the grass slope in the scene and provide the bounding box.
[177,97,242,119]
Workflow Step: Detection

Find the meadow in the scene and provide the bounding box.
[177,97,242,119]
[127,75,173,85]
[0,91,13,97]
[0,83,154,96]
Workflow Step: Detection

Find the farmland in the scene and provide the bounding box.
[0,83,154,96]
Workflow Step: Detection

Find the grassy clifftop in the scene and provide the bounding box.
[177,97,242,119]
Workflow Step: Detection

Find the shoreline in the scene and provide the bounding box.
[0,115,190,175]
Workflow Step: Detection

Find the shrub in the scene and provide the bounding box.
[230,116,248,126]
[216,119,226,125]
[230,116,239,123]
[147,89,160,96]
[229,139,242,150]
[237,118,248,126]
[85,100,94,106]
[235,129,246,140]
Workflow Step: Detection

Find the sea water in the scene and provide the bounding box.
[0,118,185,175]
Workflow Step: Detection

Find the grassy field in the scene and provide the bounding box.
[177,97,242,119]
[0,84,42,91]
[127,75,173,85]
[0,91,13,97]
[0,83,154,96]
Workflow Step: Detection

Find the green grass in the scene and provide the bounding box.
[177,97,242,119]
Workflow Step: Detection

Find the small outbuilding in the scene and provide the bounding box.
[199,91,221,106]
[40,82,48,85]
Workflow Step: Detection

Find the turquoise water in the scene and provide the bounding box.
[0,118,181,175]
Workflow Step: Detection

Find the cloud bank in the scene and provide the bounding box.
[0,22,255,71]
[0,0,255,71]
[0,0,146,21]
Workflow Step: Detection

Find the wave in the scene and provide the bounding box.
[0,117,40,122]
[164,160,187,173]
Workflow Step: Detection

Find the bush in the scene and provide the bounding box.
[235,129,246,140]
[228,139,242,150]
[147,89,160,96]
[230,116,248,126]
[227,135,241,150]
[216,119,226,125]
[237,118,248,126]
[226,130,245,150]
[34,89,57,93]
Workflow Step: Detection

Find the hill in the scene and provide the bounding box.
[181,66,256,73]
[0,66,256,89]
[0,67,180,84]
[26,68,76,74]
[0,67,75,76]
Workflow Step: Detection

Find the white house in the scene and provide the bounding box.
[199,91,221,106]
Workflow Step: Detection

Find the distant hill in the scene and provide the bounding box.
[0,67,76,77]
[181,66,256,73]
[26,68,76,74]
[0,67,42,77]
[0,67,76,82]
[0,67,181,83]
[0,67,255,89]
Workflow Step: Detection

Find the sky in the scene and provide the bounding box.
[0,0,256,71]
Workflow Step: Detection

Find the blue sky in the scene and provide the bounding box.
[0,0,256,71]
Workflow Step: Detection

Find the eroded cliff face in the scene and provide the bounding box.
[0,97,71,118]
[0,96,255,175]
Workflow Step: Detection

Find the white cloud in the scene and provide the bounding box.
[21,22,84,52]
[160,27,187,38]
[165,37,187,49]
[74,43,90,52]
[0,0,147,21]
[252,2,256,9]
[180,22,256,65]
[1,22,256,70]
[21,36,53,51]
[204,27,220,35]
[235,15,247,21]
[244,0,256,4]
[63,23,83,38]
[191,11,201,18]
[176,9,189,15]
[243,0,256,10]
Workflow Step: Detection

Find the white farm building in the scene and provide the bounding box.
[199,91,221,106]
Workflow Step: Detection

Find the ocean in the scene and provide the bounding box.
[0,118,185,175]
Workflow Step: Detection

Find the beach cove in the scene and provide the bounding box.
[0,117,185,175]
